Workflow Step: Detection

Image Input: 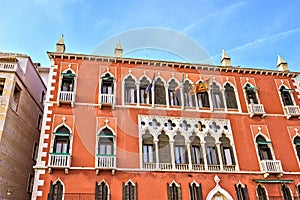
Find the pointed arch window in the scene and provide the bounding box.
[139,77,151,104]
[61,70,75,92]
[205,134,219,165]
[142,132,155,163]
[220,134,235,165]
[97,128,114,155]
[124,76,137,104]
[158,131,171,164]
[189,182,203,200]
[101,73,114,95]
[168,182,182,200]
[95,181,109,200]
[224,83,238,109]
[211,82,224,108]
[183,80,196,107]
[293,136,300,161]
[190,135,204,165]
[256,184,267,200]
[244,83,258,104]
[281,184,292,200]
[53,126,70,154]
[154,78,166,105]
[235,183,249,200]
[174,134,187,164]
[122,181,137,200]
[256,135,272,160]
[48,180,63,200]
[168,79,181,106]
[279,86,294,106]
[196,81,210,108]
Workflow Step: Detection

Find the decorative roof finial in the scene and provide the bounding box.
[114,40,123,58]
[277,54,289,71]
[56,34,65,53]
[221,49,231,67]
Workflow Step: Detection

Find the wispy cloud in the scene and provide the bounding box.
[182,1,246,34]
[211,27,300,60]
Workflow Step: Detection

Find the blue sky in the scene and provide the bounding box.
[1,0,300,72]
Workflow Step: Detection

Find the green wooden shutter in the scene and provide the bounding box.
[134,182,138,200]
[178,184,182,200]
[198,183,203,200]
[122,182,125,200]
[167,183,171,200]
[244,185,249,200]
[48,181,54,200]
[95,181,99,200]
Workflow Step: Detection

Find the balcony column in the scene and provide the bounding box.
[165,84,170,109]
[216,142,223,170]
[154,139,159,169]
[136,82,140,106]
[151,81,155,108]
[185,141,192,170]
[112,79,116,109]
[194,93,199,110]
[221,88,227,112]
[201,141,208,170]
[180,85,184,110]
[230,142,239,171]
[169,139,176,169]
[99,78,103,106]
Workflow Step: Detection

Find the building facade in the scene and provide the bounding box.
[0,53,47,199]
[32,38,300,200]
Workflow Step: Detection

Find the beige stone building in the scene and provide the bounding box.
[0,53,47,199]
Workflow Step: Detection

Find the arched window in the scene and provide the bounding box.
[244,83,258,104]
[280,86,294,106]
[48,180,63,200]
[174,134,187,164]
[158,131,171,164]
[139,77,151,104]
[183,80,196,107]
[98,128,114,155]
[190,135,204,165]
[220,134,235,165]
[196,81,210,108]
[297,184,300,199]
[293,136,300,161]
[281,184,292,200]
[224,83,238,109]
[211,82,224,108]
[168,79,181,106]
[205,134,219,165]
[124,76,136,104]
[122,181,137,200]
[235,183,249,200]
[256,135,272,160]
[61,70,75,92]
[168,182,182,200]
[95,181,109,200]
[101,73,114,95]
[256,184,268,200]
[142,132,155,163]
[154,78,166,105]
[189,182,203,200]
[53,126,70,154]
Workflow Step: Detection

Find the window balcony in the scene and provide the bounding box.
[95,154,116,169]
[248,104,265,118]
[260,160,283,173]
[48,153,71,173]
[284,105,300,119]
[59,91,75,107]
[99,94,115,108]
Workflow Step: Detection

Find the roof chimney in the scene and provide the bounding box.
[114,40,123,58]
[277,54,289,71]
[56,34,65,53]
[221,49,231,67]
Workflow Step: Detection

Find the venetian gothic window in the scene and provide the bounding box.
[220,134,235,165]
[167,182,181,200]
[189,182,203,200]
[281,184,292,200]
[174,134,187,164]
[224,83,238,109]
[95,181,109,200]
[158,131,171,163]
[122,181,137,200]
[294,136,300,162]
[101,73,114,95]
[256,135,272,160]
[139,77,151,104]
[142,132,155,163]
[61,70,75,92]
[211,82,224,109]
[183,80,196,107]
[256,184,268,200]
[97,128,114,156]
[124,76,137,104]
[205,134,219,165]
[154,78,166,105]
[235,183,249,200]
[196,82,210,108]
[168,79,181,106]
[48,180,63,200]
[279,86,294,106]
[190,135,204,165]
[53,126,71,154]
[244,83,258,104]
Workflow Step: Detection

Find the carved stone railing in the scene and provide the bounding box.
[260,160,283,173]
[248,104,266,118]
[284,105,300,119]
[48,153,71,168]
[96,155,116,169]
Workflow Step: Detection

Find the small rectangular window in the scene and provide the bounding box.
[32,142,38,161]
[37,114,42,130]
[27,174,34,193]
[41,90,45,104]
[0,78,5,96]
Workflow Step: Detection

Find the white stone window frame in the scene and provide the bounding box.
[167,77,182,109]
[277,83,298,118]
[57,68,77,106]
[153,75,167,107]
[137,75,153,106]
[182,78,196,109]
[209,80,226,111]
[97,179,111,200]
[291,133,300,168]
[256,184,269,200]
[99,71,116,108]
[95,125,116,156]
[122,74,138,106]
[242,82,261,105]
[49,123,74,155]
